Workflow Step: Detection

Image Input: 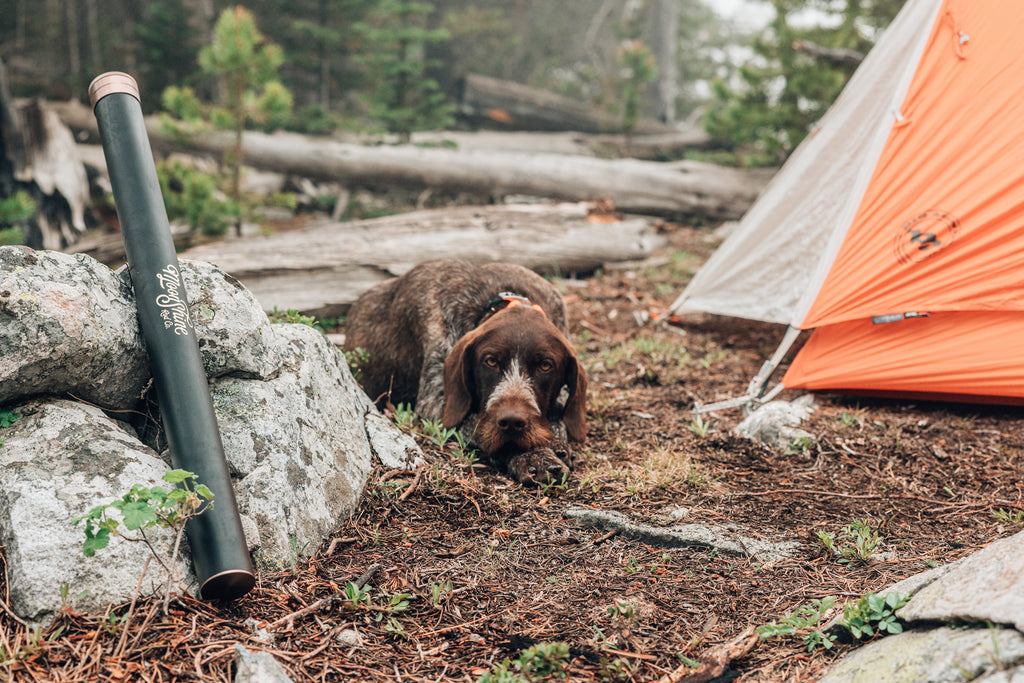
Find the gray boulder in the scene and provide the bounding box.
[0,246,421,621]
[0,247,148,409]
[214,323,397,570]
[179,259,285,380]
[821,626,1024,683]
[0,399,193,623]
[820,529,1024,682]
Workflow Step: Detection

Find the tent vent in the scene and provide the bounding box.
[871,311,930,324]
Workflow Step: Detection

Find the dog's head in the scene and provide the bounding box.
[441,305,587,457]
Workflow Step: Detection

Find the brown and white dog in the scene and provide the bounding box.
[343,260,587,483]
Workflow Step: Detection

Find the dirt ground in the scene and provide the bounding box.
[5,221,1024,682]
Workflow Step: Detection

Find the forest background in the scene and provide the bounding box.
[1,0,907,174]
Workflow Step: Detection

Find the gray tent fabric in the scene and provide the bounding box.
[670,0,943,327]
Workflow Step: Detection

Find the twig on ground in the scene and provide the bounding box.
[656,626,758,683]
[268,564,383,631]
[398,466,426,502]
[115,554,152,658]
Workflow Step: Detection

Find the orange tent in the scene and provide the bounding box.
[671,0,1024,408]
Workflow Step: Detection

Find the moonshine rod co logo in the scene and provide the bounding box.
[892,210,959,265]
[154,264,193,336]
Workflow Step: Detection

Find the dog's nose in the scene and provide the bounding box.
[497,413,527,432]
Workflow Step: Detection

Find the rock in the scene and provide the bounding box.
[244,618,275,645]
[364,411,421,470]
[0,247,148,409]
[818,626,1024,683]
[337,628,364,648]
[735,395,816,450]
[819,529,1024,681]
[0,247,421,619]
[896,530,1024,630]
[179,259,285,380]
[0,399,192,624]
[233,645,293,683]
[214,323,419,570]
[563,507,801,563]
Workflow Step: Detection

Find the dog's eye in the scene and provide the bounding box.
[538,359,555,372]
[482,355,499,368]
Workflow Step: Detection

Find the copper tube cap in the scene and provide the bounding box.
[88,71,140,109]
[200,569,256,601]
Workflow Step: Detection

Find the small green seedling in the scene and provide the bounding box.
[688,414,711,437]
[0,408,18,446]
[818,518,881,565]
[757,596,838,652]
[837,591,909,640]
[479,641,571,682]
[74,469,212,612]
[991,508,1024,528]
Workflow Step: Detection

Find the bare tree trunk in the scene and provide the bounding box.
[85,0,101,71]
[0,61,89,249]
[16,0,27,49]
[647,0,679,124]
[318,0,330,109]
[64,0,81,88]
[457,73,675,135]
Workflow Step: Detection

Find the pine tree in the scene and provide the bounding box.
[354,0,453,140]
[703,0,904,167]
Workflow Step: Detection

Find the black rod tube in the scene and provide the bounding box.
[89,72,254,600]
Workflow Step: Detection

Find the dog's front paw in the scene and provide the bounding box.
[507,447,571,486]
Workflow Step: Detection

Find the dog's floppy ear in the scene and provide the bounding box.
[561,346,588,443]
[442,332,478,429]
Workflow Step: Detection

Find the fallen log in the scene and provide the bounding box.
[52,99,770,221]
[408,128,714,160]
[456,72,675,135]
[179,202,667,318]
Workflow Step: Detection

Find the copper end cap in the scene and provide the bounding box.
[88,72,140,109]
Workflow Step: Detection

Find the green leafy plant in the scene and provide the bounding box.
[391,408,480,465]
[688,414,711,437]
[479,641,571,683]
[268,306,318,327]
[0,191,36,245]
[73,469,213,611]
[618,40,658,142]
[288,535,311,574]
[539,472,569,495]
[428,579,453,606]
[58,583,88,612]
[838,410,864,429]
[0,408,18,429]
[343,580,372,607]
[837,591,909,641]
[0,625,65,666]
[991,508,1024,528]
[372,590,412,638]
[785,436,813,456]
[156,159,234,237]
[390,403,419,432]
[818,518,881,565]
[757,596,838,652]
[0,407,18,446]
